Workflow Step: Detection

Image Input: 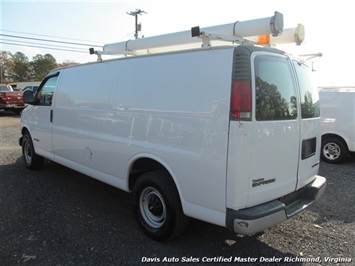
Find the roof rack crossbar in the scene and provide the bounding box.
[191,26,245,48]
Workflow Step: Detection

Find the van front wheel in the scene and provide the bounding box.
[133,171,188,241]
[22,133,44,170]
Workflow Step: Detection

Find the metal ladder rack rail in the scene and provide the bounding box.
[89,11,303,61]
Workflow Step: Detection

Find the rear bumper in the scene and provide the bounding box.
[0,103,25,109]
[226,175,326,235]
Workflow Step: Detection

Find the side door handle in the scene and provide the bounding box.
[50,109,53,123]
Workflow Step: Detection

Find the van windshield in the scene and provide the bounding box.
[292,61,320,118]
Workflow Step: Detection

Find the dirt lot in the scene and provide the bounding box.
[0,112,354,265]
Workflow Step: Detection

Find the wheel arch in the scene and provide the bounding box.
[127,154,181,196]
[19,126,30,146]
[21,126,30,136]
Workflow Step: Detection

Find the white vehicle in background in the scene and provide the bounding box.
[11,81,41,91]
[19,12,326,241]
[319,86,355,163]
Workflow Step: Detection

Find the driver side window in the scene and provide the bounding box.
[37,76,58,106]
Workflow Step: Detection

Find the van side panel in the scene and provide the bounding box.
[53,49,234,224]
[115,50,233,218]
[52,61,120,174]
[320,90,355,152]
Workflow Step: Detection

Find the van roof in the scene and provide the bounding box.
[319,86,355,92]
[48,44,291,77]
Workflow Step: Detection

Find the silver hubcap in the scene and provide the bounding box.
[24,141,32,164]
[140,187,166,228]
[323,142,341,160]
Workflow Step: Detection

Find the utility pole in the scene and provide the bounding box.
[127,9,146,39]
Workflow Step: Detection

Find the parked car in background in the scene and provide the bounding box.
[0,84,25,114]
[319,86,355,163]
[22,85,39,94]
[11,82,41,91]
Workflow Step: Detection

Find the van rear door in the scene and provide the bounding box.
[292,60,320,189]
[227,47,321,211]
[227,47,301,210]
[247,52,300,207]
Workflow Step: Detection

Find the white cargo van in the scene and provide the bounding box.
[19,13,325,241]
[319,87,355,163]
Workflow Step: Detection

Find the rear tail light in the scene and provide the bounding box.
[1,93,7,101]
[230,80,252,120]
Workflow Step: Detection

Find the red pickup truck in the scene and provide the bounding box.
[0,84,25,114]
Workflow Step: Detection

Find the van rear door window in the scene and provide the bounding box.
[254,56,297,121]
[292,61,320,118]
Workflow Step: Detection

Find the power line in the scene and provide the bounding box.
[0,29,137,46]
[0,33,102,48]
[0,41,88,53]
[0,30,137,57]
[1,38,88,52]
[0,29,106,45]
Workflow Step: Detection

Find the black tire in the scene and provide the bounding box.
[14,109,22,115]
[22,132,44,170]
[133,170,188,241]
[321,136,348,164]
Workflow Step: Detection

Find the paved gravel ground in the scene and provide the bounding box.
[0,112,354,265]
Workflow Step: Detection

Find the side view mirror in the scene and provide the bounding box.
[23,90,36,104]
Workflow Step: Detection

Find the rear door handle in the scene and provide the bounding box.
[50,109,53,123]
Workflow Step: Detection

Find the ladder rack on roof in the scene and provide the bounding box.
[90,11,305,61]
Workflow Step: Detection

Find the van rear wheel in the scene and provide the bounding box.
[22,132,44,170]
[321,137,348,164]
[133,170,188,241]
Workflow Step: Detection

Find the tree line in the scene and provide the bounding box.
[0,50,78,83]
